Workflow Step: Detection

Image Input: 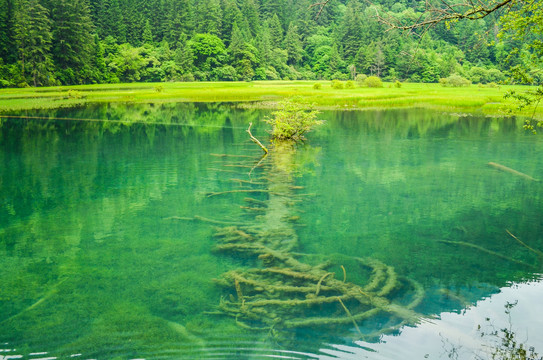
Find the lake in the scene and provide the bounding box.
[1,103,542,360]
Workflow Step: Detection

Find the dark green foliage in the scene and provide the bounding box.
[0,0,539,87]
[284,23,302,65]
[0,0,16,62]
[48,0,94,84]
[14,0,55,86]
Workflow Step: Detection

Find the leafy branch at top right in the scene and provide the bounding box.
[374,0,543,130]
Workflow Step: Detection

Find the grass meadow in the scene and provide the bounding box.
[0,81,541,119]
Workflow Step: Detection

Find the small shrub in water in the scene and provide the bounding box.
[313,83,322,90]
[264,98,324,142]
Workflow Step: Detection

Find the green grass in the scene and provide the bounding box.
[0,81,541,119]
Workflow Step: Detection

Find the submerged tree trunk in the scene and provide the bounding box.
[196,141,426,340]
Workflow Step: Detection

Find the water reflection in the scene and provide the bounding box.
[0,104,542,359]
[319,278,543,360]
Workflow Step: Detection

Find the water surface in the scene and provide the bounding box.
[1,103,542,359]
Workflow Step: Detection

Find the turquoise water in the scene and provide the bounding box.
[1,103,542,359]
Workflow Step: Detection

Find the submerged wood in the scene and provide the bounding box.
[194,142,426,339]
[438,240,536,269]
[246,122,268,154]
[506,229,543,257]
[207,189,270,197]
[166,215,247,226]
[487,162,540,182]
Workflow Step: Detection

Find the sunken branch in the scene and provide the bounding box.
[246,122,269,154]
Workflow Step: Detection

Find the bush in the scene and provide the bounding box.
[355,74,367,86]
[487,68,505,83]
[331,71,349,80]
[313,83,322,90]
[331,80,344,89]
[181,73,195,82]
[394,80,402,88]
[264,98,324,142]
[439,74,471,87]
[364,76,383,88]
[345,81,355,89]
[468,67,504,84]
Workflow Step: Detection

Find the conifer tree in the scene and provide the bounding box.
[285,23,302,65]
[328,43,342,76]
[268,13,283,49]
[258,21,272,67]
[197,0,222,36]
[0,0,16,62]
[165,0,192,45]
[239,0,260,38]
[100,0,126,43]
[142,19,153,44]
[14,0,54,86]
[48,0,94,84]
[174,34,194,75]
[221,0,243,44]
[91,34,107,82]
[342,0,364,61]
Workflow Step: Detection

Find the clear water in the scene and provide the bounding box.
[1,103,542,360]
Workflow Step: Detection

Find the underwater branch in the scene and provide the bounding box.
[246,122,268,154]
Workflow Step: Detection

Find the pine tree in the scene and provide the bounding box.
[165,0,193,45]
[0,0,16,62]
[48,0,94,84]
[174,34,193,74]
[342,0,364,61]
[122,0,144,45]
[221,0,243,44]
[228,22,245,61]
[100,0,126,43]
[92,34,107,82]
[328,43,342,76]
[257,21,272,67]
[239,0,260,38]
[268,13,283,49]
[14,0,54,86]
[260,0,286,25]
[196,0,222,36]
[142,19,153,44]
[284,22,302,65]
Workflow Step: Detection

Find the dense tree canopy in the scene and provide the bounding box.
[0,0,541,87]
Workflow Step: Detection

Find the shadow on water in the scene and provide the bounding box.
[0,104,542,359]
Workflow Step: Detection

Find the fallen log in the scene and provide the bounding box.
[487,162,539,182]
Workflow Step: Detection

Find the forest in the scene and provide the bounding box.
[0,0,541,87]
